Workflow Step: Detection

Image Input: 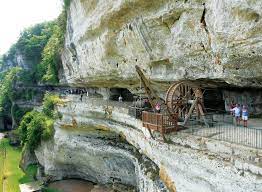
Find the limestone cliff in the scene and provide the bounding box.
[31,1,262,192]
[35,95,262,192]
[60,0,261,88]
[1,51,33,72]
[35,111,168,192]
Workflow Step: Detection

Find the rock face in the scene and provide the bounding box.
[34,1,262,192]
[35,95,262,192]
[35,116,167,192]
[1,51,33,72]
[60,0,262,88]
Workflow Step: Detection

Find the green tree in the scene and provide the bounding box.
[18,93,62,151]
[64,0,71,9]
[38,11,67,84]
[0,67,21,129]
[16,22,55,60]
[0,55,3,68]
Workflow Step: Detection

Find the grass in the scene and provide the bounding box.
[0,139,5,192]
[0,138,37,192]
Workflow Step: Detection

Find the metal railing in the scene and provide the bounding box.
[184,114,262,149]
[128,106,151,120]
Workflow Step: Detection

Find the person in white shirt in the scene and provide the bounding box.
[242,105,248,127]
[232,104,241,126]
[118,95,123,102]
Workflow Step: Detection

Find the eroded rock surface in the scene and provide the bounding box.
[35,118,167,192]
[60,0,262,88]
[35,95,262,192]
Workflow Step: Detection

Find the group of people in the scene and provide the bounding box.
[64,88,88,95]
[230,104,249,127]
[62,88,90,102]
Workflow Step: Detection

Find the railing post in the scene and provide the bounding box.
[256,129,258,149]
[156,113,159,132]
[161,114,163,133]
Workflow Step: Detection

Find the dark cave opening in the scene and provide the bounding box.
[203,89,225,113]
[109,88,134,102]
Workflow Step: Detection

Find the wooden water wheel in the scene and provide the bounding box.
[165,82,206,125]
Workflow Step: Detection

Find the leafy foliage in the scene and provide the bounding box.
[13,89,37,101]
[18,93,62,151]
[63,0,71,9]
[2,22,55,84]
[38,11,67,84]
[18,111,36,145]
[0,55,3,68]
[16,22,55,60]
[13,105,32,124]
[42,93,63,118]
[0,67,21,115]
[2,10,67,85]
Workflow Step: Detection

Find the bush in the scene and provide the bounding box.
[18,93,62,151]
[26,112,46,151]
[42,93,63,118]
[18,111,38,145]
[13,105,32,124]
[19,110,55,152]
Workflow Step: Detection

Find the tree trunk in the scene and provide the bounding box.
[10,99,16,130]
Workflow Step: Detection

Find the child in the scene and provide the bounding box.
[242,105,248,127]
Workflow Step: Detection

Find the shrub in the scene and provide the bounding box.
[13,105,32,124]
[26,112,46,151]
[18,111,38,145]
[18,93,62,151]
[42,92,63,118]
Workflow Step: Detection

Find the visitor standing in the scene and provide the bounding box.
[143,98,150,108]
[118,95,123,102]
[242,105,248,127]
[233,104,241,126]
[155,102,161,113]
[230,102,235,115]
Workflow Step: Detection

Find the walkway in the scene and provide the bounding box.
[183,123,262,149]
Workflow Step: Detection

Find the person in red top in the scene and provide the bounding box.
[230,102,235,115]
[155,103,161,113]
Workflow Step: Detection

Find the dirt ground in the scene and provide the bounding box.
[48,179,113,192]
[246,118,262,129]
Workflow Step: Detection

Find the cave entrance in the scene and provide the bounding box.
[222,88,262,116]
[203,89,225,114]
[2,116,12,131]
[109,88,134,102]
